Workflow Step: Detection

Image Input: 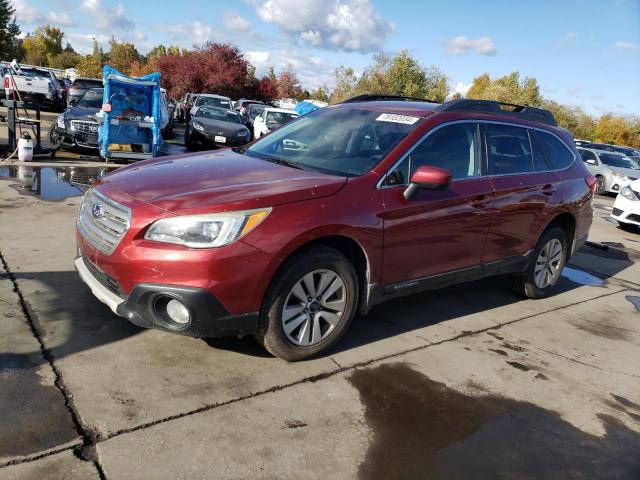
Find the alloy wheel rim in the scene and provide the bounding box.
[534,238,564,289]
[281,269,346,346]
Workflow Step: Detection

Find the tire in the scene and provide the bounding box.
[257,246,359,361]
[595,176,606,195]
[48,124,63,149]
[512,227,567,299]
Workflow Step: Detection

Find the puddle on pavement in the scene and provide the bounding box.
[349,363,640,480]
[561,266,606,287]
[0,165,112,201]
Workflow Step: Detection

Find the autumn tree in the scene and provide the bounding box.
[466,71,542,106]
[107,38,141,75]
[21,25,64,66]
[329,66,357,103]
[0,0,20,60]
[595,114,638,147]
[276,64,301,99]
[76,38,105,78]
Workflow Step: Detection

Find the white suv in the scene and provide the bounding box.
[253,108,299,139]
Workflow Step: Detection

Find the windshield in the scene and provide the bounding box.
[266,111,298,126]
[249,105,265,118]
[240,107,421,176]
[76,88,104,109]
[196,96,232,110]
[600,153,639,169]
[195,107,242,124]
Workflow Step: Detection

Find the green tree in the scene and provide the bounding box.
[466,71,542,106]
[107,38,141,75]
[76,38,105,78]
[21,25,64,66]
[0,0,20,60]
[329,65,357,103]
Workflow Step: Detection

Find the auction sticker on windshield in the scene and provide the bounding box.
[376,113,420,125]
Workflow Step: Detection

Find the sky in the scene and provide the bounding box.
[11,0,640,115]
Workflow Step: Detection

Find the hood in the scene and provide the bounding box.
[97,149,347,214]
[194,117,246,135]
[64,105,100,121]
[609,166,640,179]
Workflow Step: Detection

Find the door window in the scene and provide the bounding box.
[529,130,552,171]
[580,150,597,163]
[535,131,575,170]
[486,124,533,175]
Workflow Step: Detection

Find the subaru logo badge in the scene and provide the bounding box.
[92,203,104,218]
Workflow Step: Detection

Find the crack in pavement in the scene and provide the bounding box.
[94,286,626,445]
[0,250,106,479]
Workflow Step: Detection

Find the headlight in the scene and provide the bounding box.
[192,122,204,132]
[57,115,65,128]
[620,186,638,201]
[144,208,271,248]
[236,129,249,137]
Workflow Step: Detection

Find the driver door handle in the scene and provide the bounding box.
[470,195,490,209]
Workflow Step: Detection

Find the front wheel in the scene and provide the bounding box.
[257,247,359,361]
[48,124,63,149]
[595,176,606,195]
[513,227,567,299]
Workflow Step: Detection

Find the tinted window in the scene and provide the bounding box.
[486,124,533,175]
[73,79,102,89]
[76,88,104,109]
[411,123,479,179]
[536,131,575,169]
[529,130,551,172]
[195,107,242,124]
[196,96,232,109]
[599,153,639,169]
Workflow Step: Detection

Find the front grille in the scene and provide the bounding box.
[71,120,98,134]
[612,208,623,217]
[83,255,124,298]
[77,189,131,255]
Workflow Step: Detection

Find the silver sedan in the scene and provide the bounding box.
[578,147,640,195]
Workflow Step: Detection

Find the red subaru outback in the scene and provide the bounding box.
[76,96,595,361]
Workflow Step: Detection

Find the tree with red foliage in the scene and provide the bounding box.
[256,76,278,102]
[157,42,250,99]
[276,64,301,99]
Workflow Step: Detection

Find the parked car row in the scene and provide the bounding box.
[578,147,640,195]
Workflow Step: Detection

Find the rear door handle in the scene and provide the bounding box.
[542,184,555,196]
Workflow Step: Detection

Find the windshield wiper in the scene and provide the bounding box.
[259,155,305,170]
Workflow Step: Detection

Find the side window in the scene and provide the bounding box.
[529,130,552,172]
[486,124,533,175]
[580,150,596,163]
[411,123,480,180]
[535,131,575,170]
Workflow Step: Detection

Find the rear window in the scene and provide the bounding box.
[535,131,575,170]
[195,107,242,124]
[73,79,102,89]
[196,96,232,110]
[486,124,533,175]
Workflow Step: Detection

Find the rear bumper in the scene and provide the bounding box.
[75,256,259,337]
[191,130,249,148]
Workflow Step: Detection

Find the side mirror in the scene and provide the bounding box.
[404,166,452,200]
[586,159,596,165]
[69,99,77,106]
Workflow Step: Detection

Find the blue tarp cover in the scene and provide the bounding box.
[98,66,164,158]
[294,100,320,116]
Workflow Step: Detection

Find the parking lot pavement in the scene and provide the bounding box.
[1,180,639,479]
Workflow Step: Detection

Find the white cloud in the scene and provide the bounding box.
[162,22,214,47]
[254,0,392,53]
[246,50,270,65]
[65,33,110,53]
[615,40,640,50]
[12,0,76,27]
[222,11,251,32]
[81,0,134,31]
[449,81,471,98]
[442,36,496,56]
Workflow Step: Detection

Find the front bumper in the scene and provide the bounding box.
[56,126,99,149]
[611,194,640,225]
[75,255,259,337]
[191,130,249,148]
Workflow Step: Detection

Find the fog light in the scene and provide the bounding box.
[166,299,190,325]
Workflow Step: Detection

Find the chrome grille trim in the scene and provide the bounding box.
[71,120,98,134]
[77,189,131,255]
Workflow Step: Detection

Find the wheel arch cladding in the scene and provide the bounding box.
[543,212,576,254]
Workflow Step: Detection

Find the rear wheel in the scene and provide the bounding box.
[595,175,606,195]
[513,227,567,299]
[257,247,358,361]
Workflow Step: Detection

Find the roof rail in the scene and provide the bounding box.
[341,94,442,104]
[433,99,557,126]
